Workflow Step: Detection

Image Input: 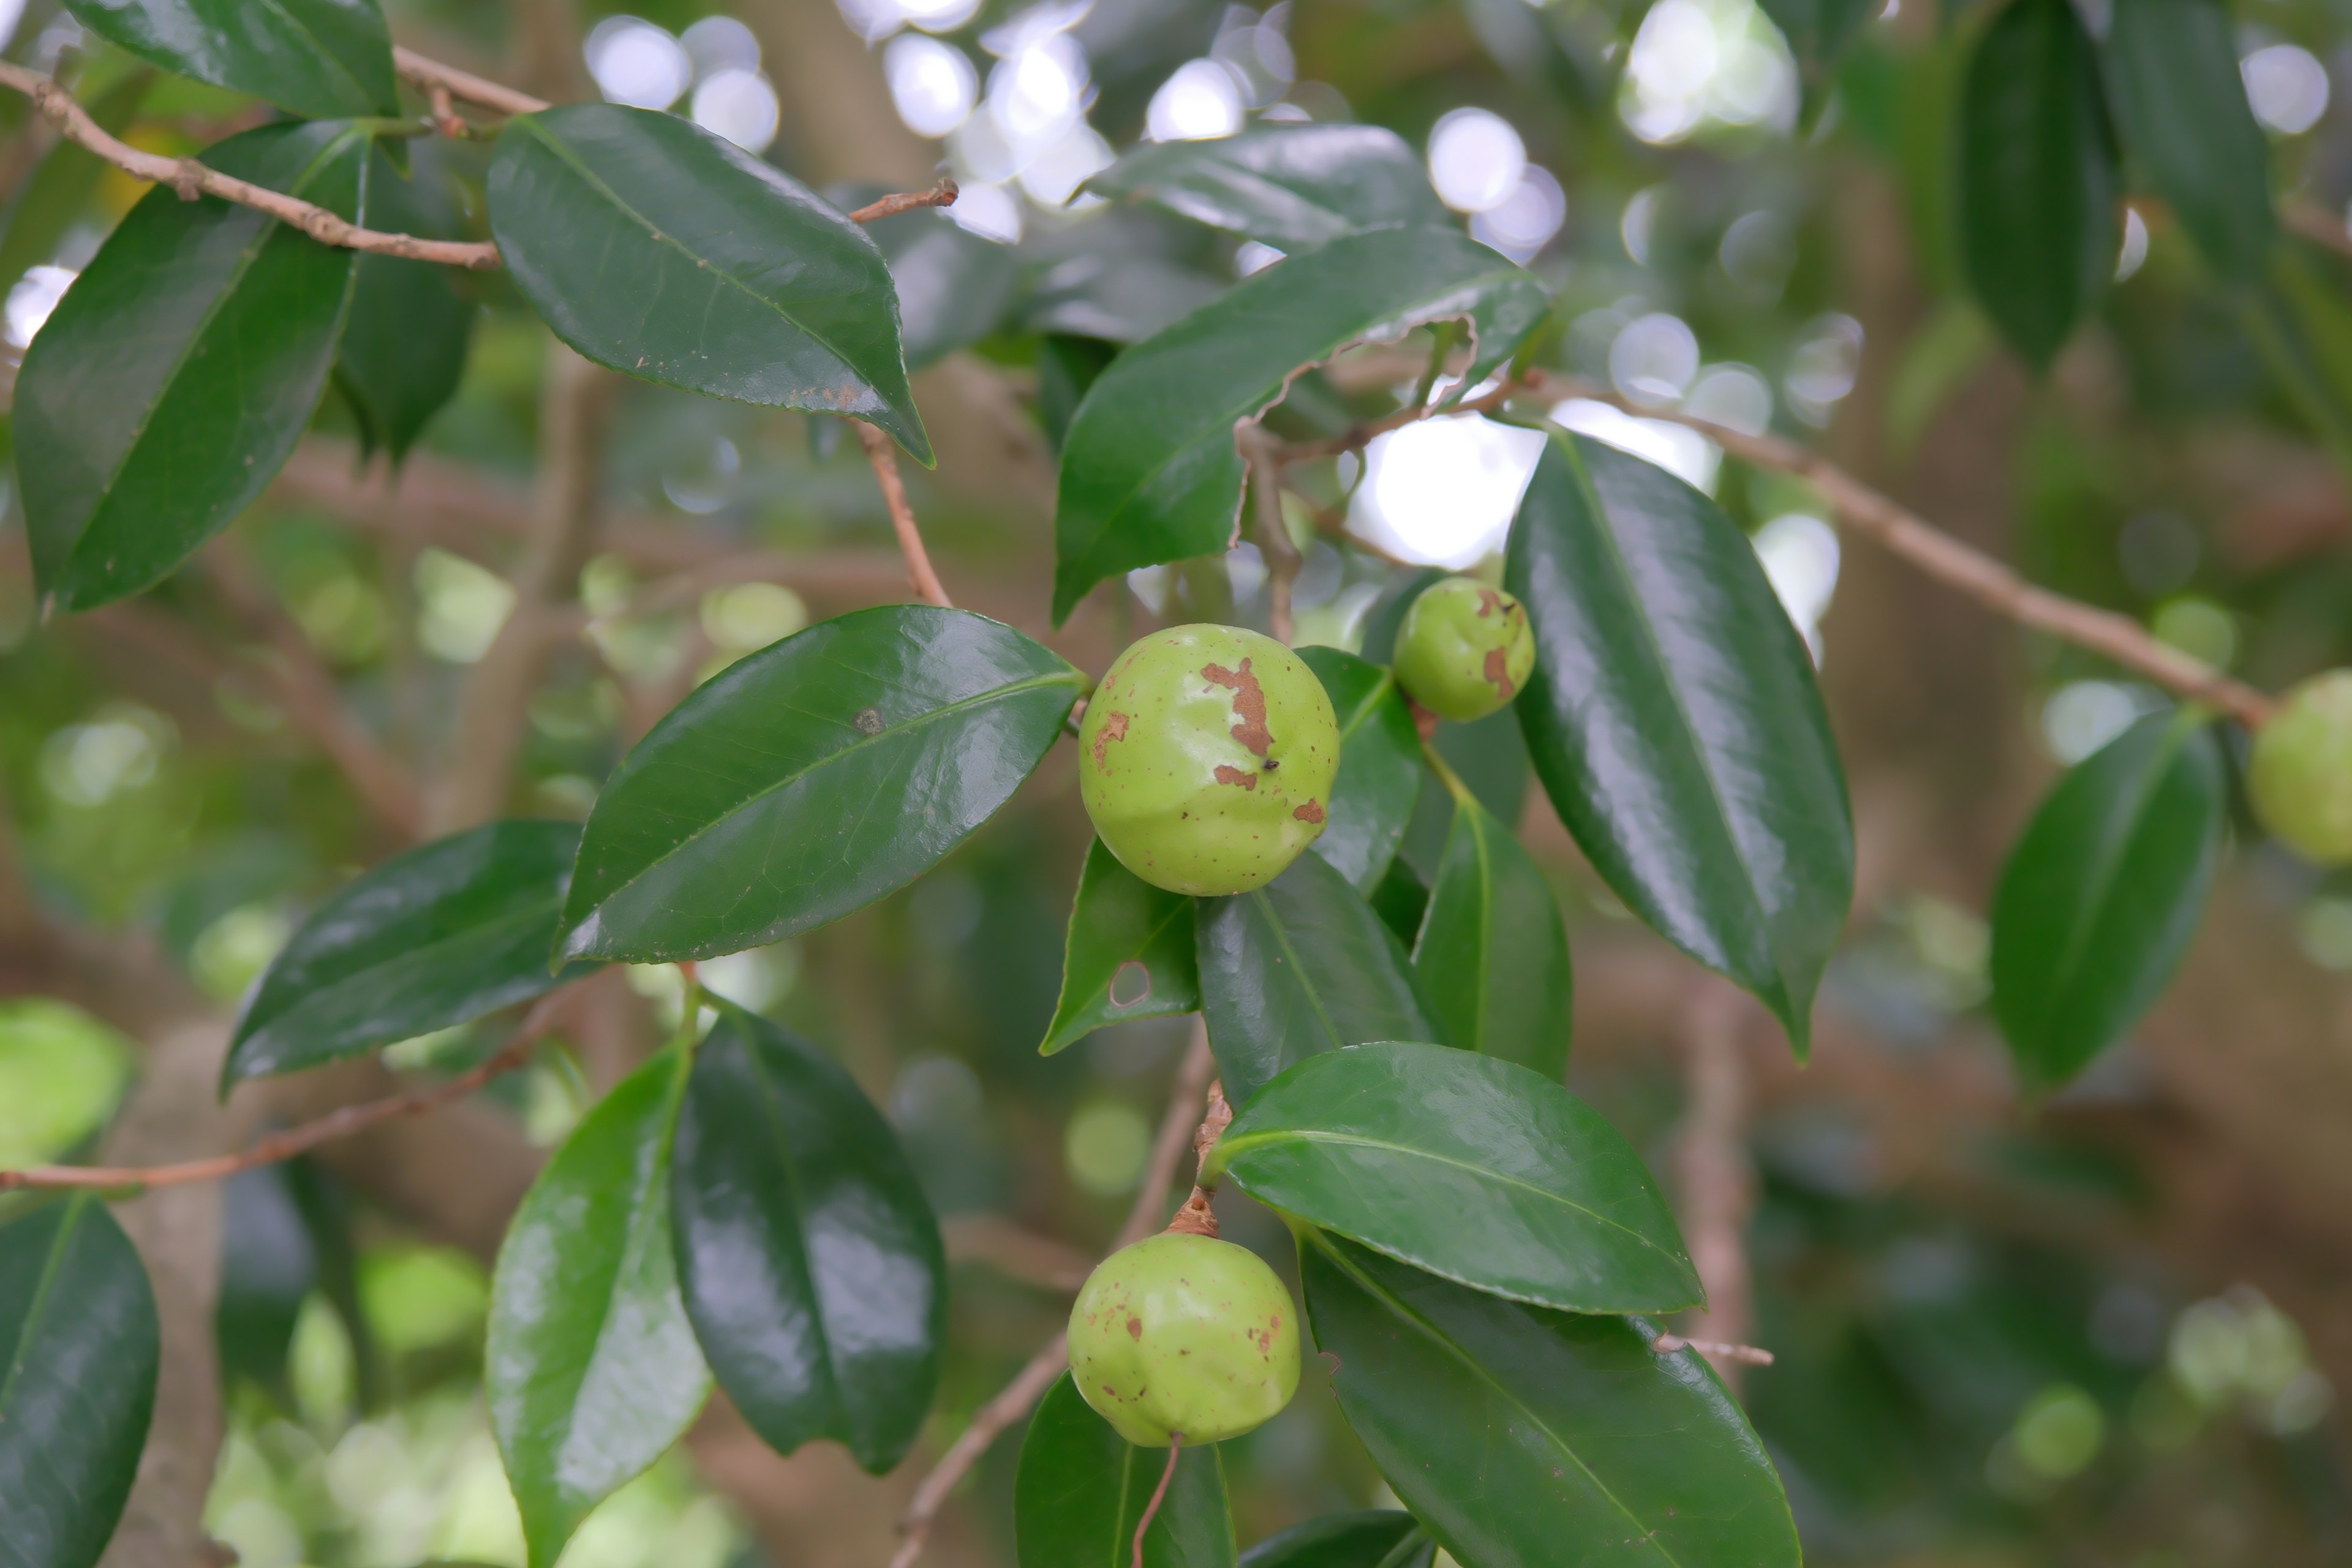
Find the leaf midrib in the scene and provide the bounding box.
[743,1028,843,1430]
[0,1199,87,1420]
[241,893,562,1052]
[253,0,384,111]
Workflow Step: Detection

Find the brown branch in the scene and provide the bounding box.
[1651,1333,1774,1366]
[856,423,954,609]
[846,180,959,224]
[1672,983,1760,1393]
[391,44,552,118]
[2283,195,2352,263]
[942,1214,1094,1292]
[1240,430,1302,645]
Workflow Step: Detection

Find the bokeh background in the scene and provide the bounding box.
[4,0,2352,1563]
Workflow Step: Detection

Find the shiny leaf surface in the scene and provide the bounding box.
[491,1047,709,1568]
[670,1004,944,1472]
[489,105,930,462]
[1041,838,1200,1056]
[1196,850,1439,1106]
[561,606,1082,963]
[61,0,397,118]
[1990,713,2225,1092]
[1507,434,1852,1055]
[1301,1234,1800,1568]
[16,121,366,612]
[1015,1373,1237,1568]
[1052,227,1550,622]
[1298,647,1420,894]
[0,1196,159,1568]
[1412,795,1570,1081]
[2105,0,2272,284]
[1959,0,2118,368]
[1085,126,1444,249]
[1239,1512,1431,1568]
[336,145,473,462]
[1211,1042,1698,1313]
[226,820,589,1085]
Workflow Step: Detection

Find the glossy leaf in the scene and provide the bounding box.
[0,70,151,292]
[1301,1234,1800,1568]
[1240,1512,1431,1568]
[0,1196,159,1568]
[227,820,590,1086]
[1507,433,1852,1055]
[1298,647,1420,894]
[1959,0,2119,368]
[16,121,366,612]
[1041,838,1200,1056]
[1196,850,1439,1106]
[1412,795,1571,1081]
[1990,713,2225,1092]
[2105,0,2272,284]
[1210,1042,1698,1313]
[560,606,1083,964]
[491,1047,709,1568]
[489,104,930,462]
[1015,1373,1237,1568]
[670,1004,945,1472]
[1085,125,1445,250]
[867,204,1020,371]
[337,145,473,461]
[1052,227,1550,622]
[61,0,398,118]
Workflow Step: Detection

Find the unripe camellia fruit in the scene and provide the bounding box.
[1391,576,1536,723]
[2250,669,2352,865]
[1079,625,1338,895]
[1067,1232,1300,1446]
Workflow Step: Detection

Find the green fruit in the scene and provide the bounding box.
[1067,1232,1300,1447]
[1079,625,1339,896]
[2250,669,2352,865]
[1392,577,1536,723]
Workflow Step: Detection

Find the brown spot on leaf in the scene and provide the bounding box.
[1292,800,1324,824]
[1213,765,1257,791]
[1092,710,1129,770]
[1483,649,1516,701]
[1201,659,1273,755]
[854,707,886,735]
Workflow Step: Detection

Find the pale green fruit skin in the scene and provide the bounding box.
[1067,1232,1300,1447]
[1079,625,1339,896]
[2250,669,2352,865]
[1392,577,1536,723]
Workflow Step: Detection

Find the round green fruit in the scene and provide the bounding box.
[1392,576,1536,723]
[2250,669,2352,865]
[1067,1232,1300,1447]
[1078,625,1339,896]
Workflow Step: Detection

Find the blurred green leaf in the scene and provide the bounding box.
[1297,647,1419,893]
[226,820,591,1086]
[216,1163,317,1398]
[867,205,1019,371]
[560,606,1082,964]
[670,1003,944,1472]
[0,1196,158,1568]
[1240,1512,1432,1568]
[1085,125,1444,249]
[0,998,134,1167]
[2103,0,2272,285]
[1212,1042,1698,1313]
[1990,713,2224,1091]
[0,69,151,290]
[1755,0,1877,86]
[1015,1373,1237,1568]
[1041,837,1200,1056]
[1300,1233,1800,1568]
[336,145,473,462]
[491,1047,709,1568]
[1507,434,1851,1055]
[1411,794,1570,1080]
[488,104,930,462]
[61,0,397,118]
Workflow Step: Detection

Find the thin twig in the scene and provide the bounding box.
[0,988,579,1193]
[1240,430,1302,644]
[856,423,954,609]
[943,1214,1095,1292]
[846,179,959,223]
[1133,1436,1184,1568]
[2283,194,2352,263]
[1672,982,1760,1393]
[1651,1334,1774,1366]
[392,45,552,118]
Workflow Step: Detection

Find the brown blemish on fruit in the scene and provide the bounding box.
[1484,649,1516,701]
[1477,589,1504,617]
[1092,710,1129,770]
[1128,1316,1144,1340]
[1292,800,1324,824]
[1201,660,1273,755]
[1213,765,1258,791]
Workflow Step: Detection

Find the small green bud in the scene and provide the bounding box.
[2250,669,2352,865]
[1067,1232,1300,1447]
[1392,577,1535,723]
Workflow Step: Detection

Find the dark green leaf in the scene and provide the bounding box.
[1959,0,2119,368]
[227,820,590,1086]
[337,144,473,462]
[2105,0,2273,284]
[1196,850,1439,1106]
[1755,0,1877,83]
[1412,795,1570,1080]
[1210,1042,1697,1313]
[1240,1512,1431,1568]
[560,606,1083,964]
[488,104,930,462]
[1301,1233,1800,1568]
[0,69,151,290]
[1019,253,1226,345]
[16,120,367,612]
[216,1163,317,1396]
[1357,568,1447,665]
[61,0,398,118]
[1052,227,1550,623]
[1990,713,2225,1091]
[670,1004,944,1472]
[1507,434,1852,1055]
[1085,126,1445,250]
[1368,856,1430,948]
[0,1196,159,1568]
[491,1047,709,1568]
[1401,710,1529,883]
[1038,334,1123,453]
[867,205,1019,371]
[1297,647,1419,893]
[1041,838,1200,1056]
[1015,1373,1237,1568]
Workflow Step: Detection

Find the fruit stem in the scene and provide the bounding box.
[1133,1433,1183,1568]
[1163,1080,1232,1238]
